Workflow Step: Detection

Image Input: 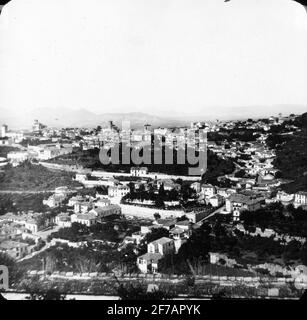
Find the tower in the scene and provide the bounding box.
[108,120,114,130]
[1,124,8,137]
[144,124,151,132]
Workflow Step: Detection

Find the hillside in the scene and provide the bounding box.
[273,113,307,193]
[0,161,82,191]
[0,107,189,130]
[46,146,235,179]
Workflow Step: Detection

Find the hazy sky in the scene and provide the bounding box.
[0,0,307,118]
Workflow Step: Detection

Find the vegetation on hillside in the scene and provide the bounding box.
[158,219,307,275]
[272,113,307,193]
[240,202,307,238]
[17,242,137,275]
[0,193,52,215]
[46,144,235,178]
[48,221,140,243]
[0,161,82,191]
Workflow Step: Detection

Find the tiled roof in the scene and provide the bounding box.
[150,237,173,245]
[138,252,163,263]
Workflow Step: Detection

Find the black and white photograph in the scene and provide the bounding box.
[0,0,307,309]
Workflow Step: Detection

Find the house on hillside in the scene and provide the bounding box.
[226,193,264,222]
[294,191,307,208]
[0,240,34,259]
[201,184,216,198]
[208,194,225,208]
[137,237,175,273]
[71,213,97,227]
[89,204,122,219]
[108,185,130,198]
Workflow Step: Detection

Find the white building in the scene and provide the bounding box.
[71,213,97,227]
[89,204,121,218]
[43,193,66,208]
[201,184,216,198]
[147,237,175,256]
[130,167,148,177]
[7,151,29,165]
[137,253,163,273]
[226,193,263,221]
[1,124,8,138]
[108,185,130,198]
[208,194,225,207]
[137,237,175,273]
[276,191,294,203]
[294,191,307,207]
[55,213,72,228]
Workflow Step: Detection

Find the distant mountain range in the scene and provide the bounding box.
[0,105,306,130]
[0,107,190,130]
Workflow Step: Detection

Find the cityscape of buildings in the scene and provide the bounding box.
[0,112,307,300]
[1,0,307,304]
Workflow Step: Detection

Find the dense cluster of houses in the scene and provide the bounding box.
[7,143,73,166]
[1,114,307,279]
[0,211,48,259]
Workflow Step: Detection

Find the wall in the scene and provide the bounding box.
[120,204,185,220]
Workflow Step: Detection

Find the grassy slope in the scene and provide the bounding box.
[0,161,82,191]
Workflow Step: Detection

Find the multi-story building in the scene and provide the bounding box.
[43,193,67,208]
[147,237,175,255]
[208,194,225,208]
[137,253,163,273]
[226,193,263,222]
[294,191,307,207]
[130,166,148,177]
[137,237,175,273]
[71,213,97,227]
[24,219,39,234]
[186,209,208,223]
[201,184,216,198]
[32,119,46,133]
[0,240,34,259]
[1,124,8,138]
[108,185,130,198]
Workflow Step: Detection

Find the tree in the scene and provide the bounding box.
[234,169,246,178]
[26,288,67,300]
[117,284,173,300]
[154,212,161,220]
[169,189,179,201]
[300,243,307,266]
[155,198,165,208]
[266,134,286,149]
[158,184,166,200]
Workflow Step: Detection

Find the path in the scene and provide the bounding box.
[196,205,226,225]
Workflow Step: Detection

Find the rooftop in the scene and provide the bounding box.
[76,213,97,221]
[0,240,29,250]
[138,252,163,263]
[150,237,173,246]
